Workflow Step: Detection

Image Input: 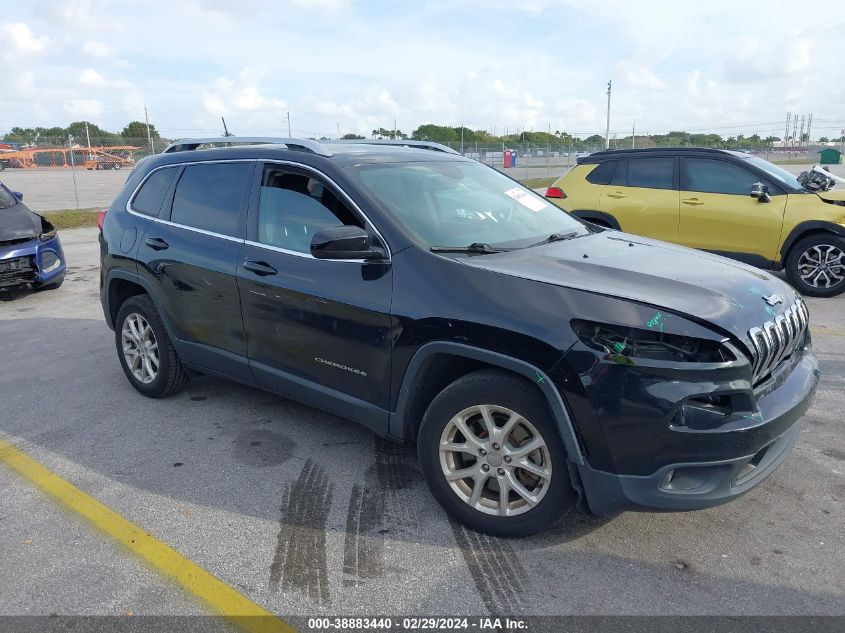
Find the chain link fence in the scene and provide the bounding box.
[0,133,832,212]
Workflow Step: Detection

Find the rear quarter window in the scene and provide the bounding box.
[585,161,618,185]
[131,167,179,216]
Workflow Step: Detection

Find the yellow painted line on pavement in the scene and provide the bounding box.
[0,439,296,633]
[810,325,845,338]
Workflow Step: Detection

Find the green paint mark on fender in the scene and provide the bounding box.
[536,372,546,384]
[730,297,746,310]
[749,286,762,295]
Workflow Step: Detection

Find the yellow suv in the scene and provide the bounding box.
[546,148,845,297]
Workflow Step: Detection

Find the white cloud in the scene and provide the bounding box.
[63,98,105,119]
[82,40,111,58]
[1,22,48,54]
[202,67,287,113]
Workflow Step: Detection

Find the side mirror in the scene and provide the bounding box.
[750,182,770,203]
[311,225,384,260]
[13,191,23,202]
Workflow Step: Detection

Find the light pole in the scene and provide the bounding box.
[604,80,612,150]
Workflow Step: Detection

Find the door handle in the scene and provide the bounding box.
[606,192,627,199]
[681,198,705,206]
[243,260,278,276]
[144,237,169,250]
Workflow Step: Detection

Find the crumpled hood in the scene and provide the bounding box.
[1,202,43,241]
[461,231,799,340]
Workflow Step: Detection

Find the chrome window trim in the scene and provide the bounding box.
[244,240,367,264]
[125,158,392,263]
[250,159,392,263]
[125,159,256,240]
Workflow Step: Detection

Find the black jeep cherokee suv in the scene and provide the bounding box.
[100,137,819,536]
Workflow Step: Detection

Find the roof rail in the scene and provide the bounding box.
[162,136,333,157]
[328,139,460,155]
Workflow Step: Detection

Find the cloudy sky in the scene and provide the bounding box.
[2,0,844,140]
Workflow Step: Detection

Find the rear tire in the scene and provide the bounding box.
[785,234,845,297]
[418,369,576,537]
[115,294,187,397]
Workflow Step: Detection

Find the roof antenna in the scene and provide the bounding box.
[221,117,233,137]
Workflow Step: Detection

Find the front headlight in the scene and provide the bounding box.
[39,217,57,241]
[571,320,735,363]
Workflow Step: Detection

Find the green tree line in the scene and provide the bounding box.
[2,121,161,147]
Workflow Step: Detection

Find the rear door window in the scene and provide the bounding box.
[131,167,178,217]
[682,158,761,195]
[625,158,674,190]
[170,163,252,237]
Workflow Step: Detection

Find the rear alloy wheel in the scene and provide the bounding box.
[115,294,187,397]
[418,370,575,536]
[786,234,845,297]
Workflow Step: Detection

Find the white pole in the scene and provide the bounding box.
[68,135,79,209]
[632,120,635,149]
[144,105,154,154]
[287,112,291,136]
[605,80,612,150]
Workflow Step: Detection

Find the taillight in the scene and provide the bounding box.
[545,186,566,199]
[97,209,108,231]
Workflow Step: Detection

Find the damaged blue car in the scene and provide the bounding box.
[0,182,66,291]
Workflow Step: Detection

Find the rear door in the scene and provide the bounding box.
[598,156,679,241]
[678,157,786,263]
[135,160,254,380]
[237,162,393,428]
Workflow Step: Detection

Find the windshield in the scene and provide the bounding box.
[742,156,803,190]
[349,160,588,249]
[0,184,18,210]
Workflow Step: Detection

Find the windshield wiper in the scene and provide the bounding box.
[430,242,510,254]
[527,231,581,248]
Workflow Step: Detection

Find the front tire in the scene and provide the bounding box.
[115,294,187,397]
[785,234,845,297]
[418,369,576,537]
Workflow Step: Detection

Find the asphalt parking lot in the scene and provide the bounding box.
[0,227,843,623]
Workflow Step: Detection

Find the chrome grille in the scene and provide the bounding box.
[747,299,808,384]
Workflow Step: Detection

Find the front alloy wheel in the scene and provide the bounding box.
[797,244,844,290]
[418,369,576,536]
[786,234,845,298]
[440,405,552,517]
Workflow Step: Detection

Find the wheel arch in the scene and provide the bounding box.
[779,220,845,265]
[389,342,584,465]
[104,270,173,337]
[570,210,620,230]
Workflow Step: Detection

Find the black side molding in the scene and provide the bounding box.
[390,341,584,465]
[571,210,621,230]
[779,220,845,263]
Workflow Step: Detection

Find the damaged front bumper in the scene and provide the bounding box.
[0,234,66,289]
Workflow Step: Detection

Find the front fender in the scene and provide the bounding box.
[389,341,585,465]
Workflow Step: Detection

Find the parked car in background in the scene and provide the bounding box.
[0,182,66,291]
[546,148,845,297]
[99,137,818,536]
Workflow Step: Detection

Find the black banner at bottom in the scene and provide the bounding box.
[0,616,842,633]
